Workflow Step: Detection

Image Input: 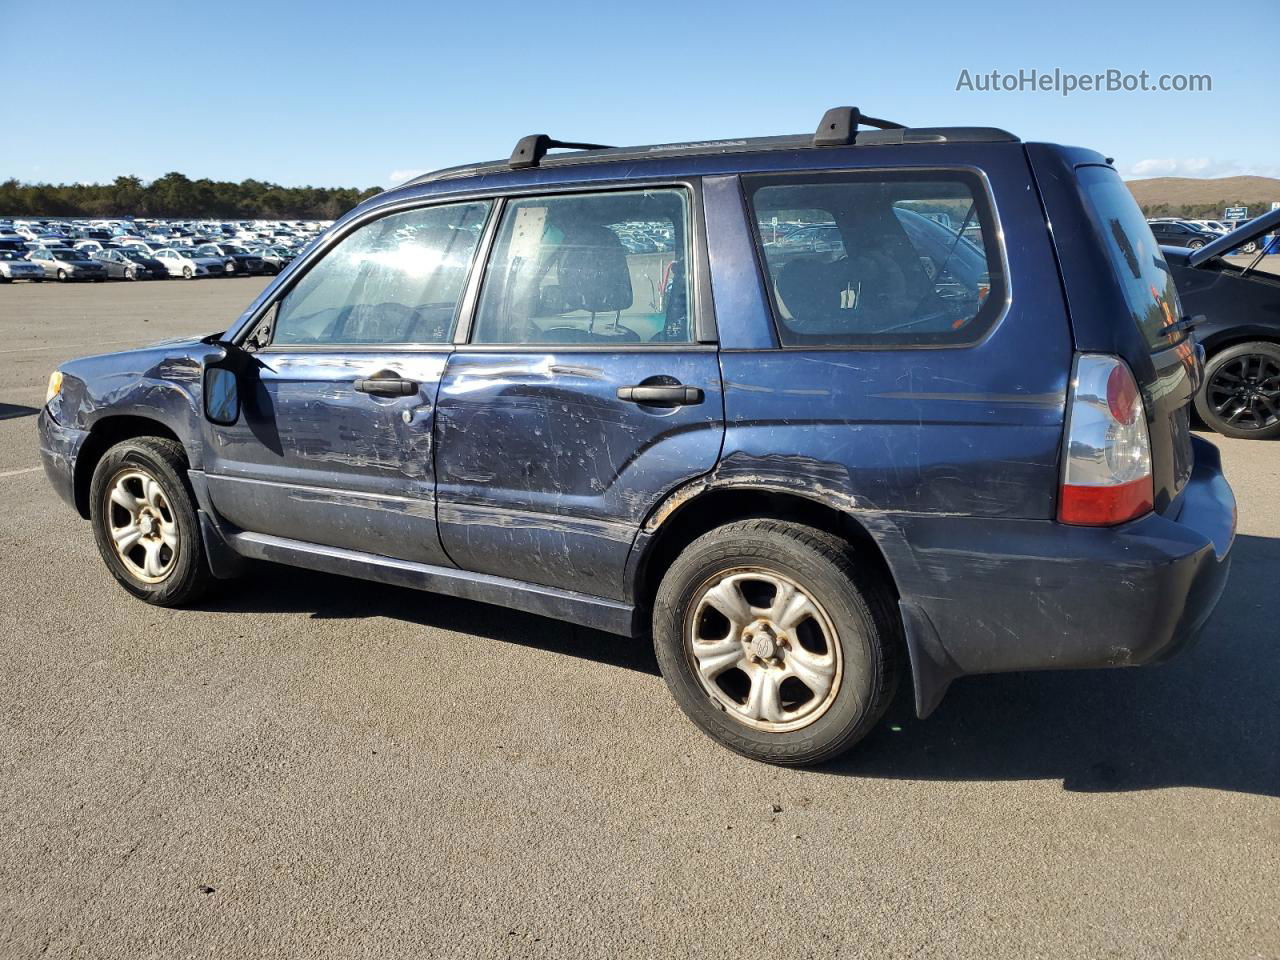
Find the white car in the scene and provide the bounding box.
[0,250,45,282]
[152,247,227,279]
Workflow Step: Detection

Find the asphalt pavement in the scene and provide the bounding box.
[1,278,1277,959]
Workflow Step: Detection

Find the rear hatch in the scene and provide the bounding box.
[1027,145,1199,515]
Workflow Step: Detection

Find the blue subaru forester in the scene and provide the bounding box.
[38,108,1236,764]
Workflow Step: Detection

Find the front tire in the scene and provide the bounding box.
[89,437,213,606]
[1196,341,1280,440]
[56,269,67,281]
[183,265,194,279]
[653,519,900,765]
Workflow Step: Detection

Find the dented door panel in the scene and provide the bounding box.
[202,350,452,565]
[434,349,725,600]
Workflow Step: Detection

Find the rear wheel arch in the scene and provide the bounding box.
[633,485,901,621]
[74,416,185,519]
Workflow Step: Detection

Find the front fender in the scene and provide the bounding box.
[56,343,218,470]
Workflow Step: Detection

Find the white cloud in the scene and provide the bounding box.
[386,168,429,185]
[1123,157,1280,179]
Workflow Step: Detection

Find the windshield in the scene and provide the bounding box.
[121,250,147,261]
[173,248,197,256]
[1077,165,1182,350]
[51,250,81,261]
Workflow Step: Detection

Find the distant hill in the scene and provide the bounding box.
[1125,176,1280,218]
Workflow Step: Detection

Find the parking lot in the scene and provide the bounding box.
[1,280,1277,958]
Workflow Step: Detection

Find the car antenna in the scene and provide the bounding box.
[813,106,906,146]
[509,134,614,170]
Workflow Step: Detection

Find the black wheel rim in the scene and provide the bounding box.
[1208,354,1280,431]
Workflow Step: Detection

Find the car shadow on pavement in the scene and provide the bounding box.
[195,564,662,677]
[196,534,1278,797]
[834,533,1280,797]
[0,402,40,421]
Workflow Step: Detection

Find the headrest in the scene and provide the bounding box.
[558,224,633,314]
[777,256,845,323]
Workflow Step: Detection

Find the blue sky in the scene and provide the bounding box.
[2,0,1276,187]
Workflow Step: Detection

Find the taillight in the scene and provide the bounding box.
[1058,354,1154,526]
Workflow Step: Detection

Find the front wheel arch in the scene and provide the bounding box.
[73,417,185,519]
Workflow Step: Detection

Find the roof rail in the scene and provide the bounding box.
[813,106,906,146]
[509,134,613,170]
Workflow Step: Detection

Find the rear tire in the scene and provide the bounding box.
[653,518,901,766]
[1195,341,1280,440]
[89,437,213,606]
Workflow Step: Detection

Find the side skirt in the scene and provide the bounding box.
[225,530,639,637]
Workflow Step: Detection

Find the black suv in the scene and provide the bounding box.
[38,108,1236,765]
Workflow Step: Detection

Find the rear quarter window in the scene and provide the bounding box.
[1075,165,1183,351]
[745,171,1005,347]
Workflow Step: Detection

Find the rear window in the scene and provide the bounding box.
[745,171,1004,347]
[1076,165,1183,350]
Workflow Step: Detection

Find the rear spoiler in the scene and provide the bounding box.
[1188,207,1280,266]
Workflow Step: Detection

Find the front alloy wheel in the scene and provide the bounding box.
[105,469,179,582]
[89,437,213,605]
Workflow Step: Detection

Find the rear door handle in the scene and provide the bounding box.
[354,377,419,397]
[616,384,704,406]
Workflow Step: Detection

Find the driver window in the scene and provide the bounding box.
[470,189,693,345]
[270,201,491,347]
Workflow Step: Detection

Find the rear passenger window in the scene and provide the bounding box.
[746,172,1004,347]
[470,189,693,345]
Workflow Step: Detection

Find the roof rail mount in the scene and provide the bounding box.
[509,134,614,170]
[813,106,906,147]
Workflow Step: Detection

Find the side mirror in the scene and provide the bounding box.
[203,366,240,426]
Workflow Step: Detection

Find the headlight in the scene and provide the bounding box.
[46,370,63,405]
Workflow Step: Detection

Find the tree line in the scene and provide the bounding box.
[0,173,383,220]
[1138,202,1264,219]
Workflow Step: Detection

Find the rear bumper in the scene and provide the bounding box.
[888,436,1235,716]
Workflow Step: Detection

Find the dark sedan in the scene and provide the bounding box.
[195,243,264,277]
[1149,219,1220,250]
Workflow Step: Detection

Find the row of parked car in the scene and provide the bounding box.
[1146,216,1278,253]
[0,217,329,283]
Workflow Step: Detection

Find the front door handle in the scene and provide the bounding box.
[616,384,704,406]
[354,377,419,397]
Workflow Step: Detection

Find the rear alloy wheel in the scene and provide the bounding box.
[653,519,900,765]
[89,437,213,605]
[1242,241,1260,255]
[1196,341,1280,440]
